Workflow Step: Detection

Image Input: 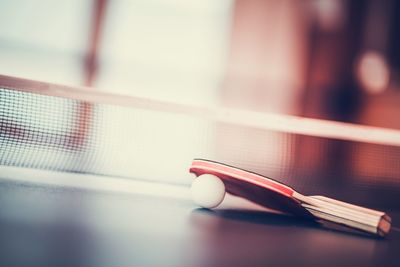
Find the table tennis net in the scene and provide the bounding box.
[1,75,400,209]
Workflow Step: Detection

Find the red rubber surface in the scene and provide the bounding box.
[190,159,313,218]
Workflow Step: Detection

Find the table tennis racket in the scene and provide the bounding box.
[189,159,391,237]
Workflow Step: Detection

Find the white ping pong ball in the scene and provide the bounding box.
[190,174,226,209]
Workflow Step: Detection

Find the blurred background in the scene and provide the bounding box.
[1,0,400,208]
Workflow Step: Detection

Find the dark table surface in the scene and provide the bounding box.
[0,177,399,267]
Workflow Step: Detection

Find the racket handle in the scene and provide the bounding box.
[297,195,391,236]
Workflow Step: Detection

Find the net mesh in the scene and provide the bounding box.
[0,85,213,183]
[1,76,400,209]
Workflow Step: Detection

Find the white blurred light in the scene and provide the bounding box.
[357,51,390,94]
[0,0,90,84]
[98,0,233,105]
[313,0,345,31]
